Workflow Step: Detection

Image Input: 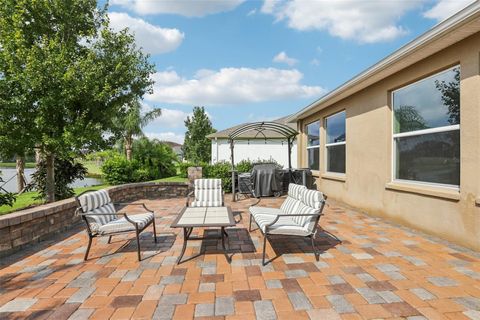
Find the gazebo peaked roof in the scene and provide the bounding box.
[228,121,298,140]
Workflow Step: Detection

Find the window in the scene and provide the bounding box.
[306,121,320,170]
[392,66,460,187]
[325,111,346,174]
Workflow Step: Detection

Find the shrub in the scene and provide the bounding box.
[102,156,140,185]
[204,161,232,191]
[133,138,177,179]
[236,159,253,173]
[32,157,88,200]
[0,175,16,207]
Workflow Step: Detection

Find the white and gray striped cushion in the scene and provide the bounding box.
[249,206,283,218]
[193,179,222,207]
[280,196,301,214]
[287,183,306,200]
[253,213,310,237]
[84,203,118,232]
[191,200,223,207]
[301,189,325,210]
[78,189,111,212]
[97,213,154,235]
[292,203,319,232]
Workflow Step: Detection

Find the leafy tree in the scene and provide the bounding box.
[0,0,154,202]
[183,107,216,163]
[31,157,87,200]
[133,137,177,178]
[0,174,16,207]
[115,100,162,161]
[394,105,428,133]
[435,67,460,125]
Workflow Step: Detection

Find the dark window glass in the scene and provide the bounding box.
[393,67,460,133]
[326,111,346,143]
[327,144,346,173]
[395,130,460,185]
[308,148,319,170]
[306,121,320,146]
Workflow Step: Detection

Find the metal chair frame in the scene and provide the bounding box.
[75,190,157,261]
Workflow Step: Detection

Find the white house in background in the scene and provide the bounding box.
[207,116,298,168]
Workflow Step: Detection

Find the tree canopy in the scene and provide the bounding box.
[182,107,216,164]
[0,0,155,201]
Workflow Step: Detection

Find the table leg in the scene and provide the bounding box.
[221,227,230,263]
[177,227,192,264]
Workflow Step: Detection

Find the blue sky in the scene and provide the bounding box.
[106,0,474,144]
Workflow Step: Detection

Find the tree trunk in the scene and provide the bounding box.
[34,145,43,167]
[46,153,55,203]
[125,136,133,161]
[16,155,25,193]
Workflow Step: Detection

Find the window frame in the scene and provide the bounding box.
[391,65,460,190]
[305,120,320,171]
[325,110,346,175]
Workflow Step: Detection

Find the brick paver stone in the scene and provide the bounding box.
[195,303,215,317]
[410,288,436,301]
[0,298,38,312]
[254,300,277,320]
[152,304,175,320]
[66,287,96,304]
[68,308,94,320]
[427,277,459,287]
[215,297,234,316]
[288,292,313,310]
[159,294,187,305]
[326,295,355,314]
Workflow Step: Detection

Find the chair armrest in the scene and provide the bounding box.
[79,212,124,216]
[113,202,154,213]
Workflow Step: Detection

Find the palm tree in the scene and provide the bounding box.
[119,101,162,161]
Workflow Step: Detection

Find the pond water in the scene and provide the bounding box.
[0,167,103,193]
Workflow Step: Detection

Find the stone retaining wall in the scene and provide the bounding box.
[0,181,188,257]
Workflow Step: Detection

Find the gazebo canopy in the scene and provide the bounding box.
[228,121,299,201]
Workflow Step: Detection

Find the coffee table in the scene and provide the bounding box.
[171,206,236,264]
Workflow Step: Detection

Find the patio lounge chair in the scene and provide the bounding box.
[186,178,224,207]
[249,183,327,265]
[75,189,157,261]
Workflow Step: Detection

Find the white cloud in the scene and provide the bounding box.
[109,12,184,54]
[423,0,475,21]
[141,103,191,128]
[145,131,185,144]
[111,0,244,17]
[146,67,325,105]
[261,0,424,43]
[310,58,320,66]
[273,51,298,66]
[247,9,257,16]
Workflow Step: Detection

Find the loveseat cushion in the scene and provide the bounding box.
[253,213,310,237]
[249,205,283,218]
[78,189,111,212]
[301,189,325,210]
[98,213,154,235]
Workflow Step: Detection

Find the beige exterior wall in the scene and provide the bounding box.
[297,32,480,250]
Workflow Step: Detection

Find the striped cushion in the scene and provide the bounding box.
[191,200,223,207]
[292,203,319,231]
[78,189,111,212]
[287,183,306,200]
[253,213,310,237]
[194,179,222,207]
[84,203,117,232]
[280,196,301,214]
[301,189,325,210]
[98,213,154,235]
[249,206,283,218]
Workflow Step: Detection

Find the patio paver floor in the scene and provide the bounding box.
[1,196,480,319]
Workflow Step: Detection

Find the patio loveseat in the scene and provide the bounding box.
[249,183,327,265]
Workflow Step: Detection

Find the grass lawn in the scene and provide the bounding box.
[0,162,36,169]
[81,160,103,178]
[0,175,187,215]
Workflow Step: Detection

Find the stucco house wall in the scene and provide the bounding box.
[296,31,480,250]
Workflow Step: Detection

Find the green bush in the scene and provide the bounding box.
[32,157,88,200]
[204,161,232,191]
[101,156,139,185]
[236,159,253,173]
[177,161,196,178]
[133,138,177,179]
[0,175,16,207]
